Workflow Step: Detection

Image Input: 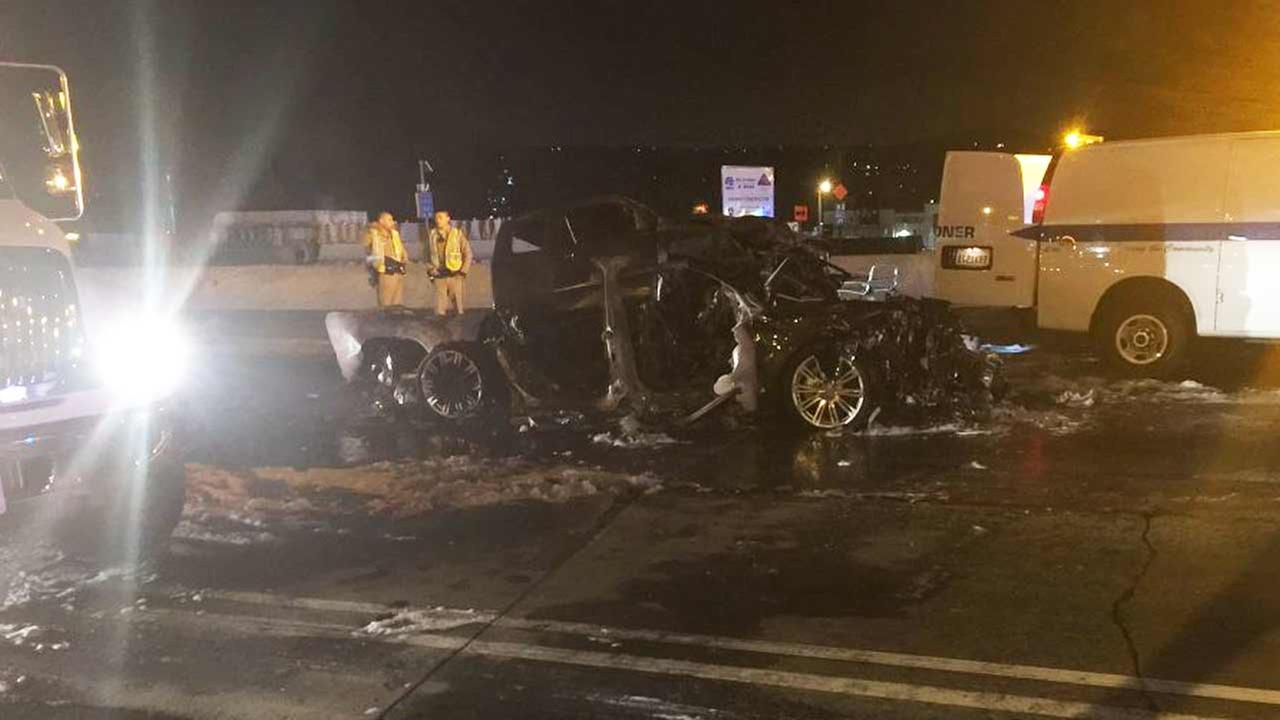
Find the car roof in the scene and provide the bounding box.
[505,195,656,225]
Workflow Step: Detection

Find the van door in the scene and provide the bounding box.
[1216,138,1280,336]
[933,152,1043,308]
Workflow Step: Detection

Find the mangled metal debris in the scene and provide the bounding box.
[324,197,1001,432]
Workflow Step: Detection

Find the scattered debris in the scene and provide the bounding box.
[586,635,623,648]
[173,517,278,546]
[982,343,1036,355]
[862,422,989,437]
[360,606,494,636]
[1056,389,1096,408]
[1,546,157,612]
[185,460,663,526]
[896,566,952,601]
[967,461,988,470]
[797,489,948,504]
[993,407,1088,436]
[591,430,681,449]
[0,623,41,645]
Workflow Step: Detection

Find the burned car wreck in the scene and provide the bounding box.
[325,197,1000,431]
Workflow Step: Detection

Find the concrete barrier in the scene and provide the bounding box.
[76,262,497,315]
[75,252,940,321]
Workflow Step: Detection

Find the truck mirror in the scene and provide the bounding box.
[0,63,84,221]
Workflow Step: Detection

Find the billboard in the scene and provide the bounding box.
[721,165,774,218]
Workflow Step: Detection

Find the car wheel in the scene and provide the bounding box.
[780,344,878,431]
[1097,295,1192,378]
[417,345,505,421]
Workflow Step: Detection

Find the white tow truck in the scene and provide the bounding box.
[0,62,189,554]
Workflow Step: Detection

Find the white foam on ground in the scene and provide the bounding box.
[1024,374,1280,406]
[359,606,494,636]
[591,431,682,449]
[861,423,986,437]
[0,546,157,611]
[992,406,1090,436]
[172,519,278,546]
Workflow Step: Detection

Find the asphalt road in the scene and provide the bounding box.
[7,323,1280,719]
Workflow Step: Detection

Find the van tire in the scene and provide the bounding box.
[1095,295,1193,379]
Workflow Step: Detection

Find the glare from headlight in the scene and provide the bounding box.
[95,315,191,402]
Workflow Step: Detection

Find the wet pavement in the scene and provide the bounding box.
[6,320,1280,718]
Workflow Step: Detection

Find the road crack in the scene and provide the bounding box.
[1111,511,1159,712]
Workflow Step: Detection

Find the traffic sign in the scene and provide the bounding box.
[793,205,809,222]
[832,183,848,201]
[415,190,435,220]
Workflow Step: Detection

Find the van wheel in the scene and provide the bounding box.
[1096,296,1192,378]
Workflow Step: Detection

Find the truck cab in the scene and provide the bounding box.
[0,63,187,556]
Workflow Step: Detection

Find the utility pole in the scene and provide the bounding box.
[415,158,435,221]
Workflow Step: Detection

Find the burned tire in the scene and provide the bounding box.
[779,344,879,431]
[417,344,506,422]
[1096,293,1193,378]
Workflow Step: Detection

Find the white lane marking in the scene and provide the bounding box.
[175,589,433,616]
[498,617,1280,708]
[182,588,1280,708]
[143,605,1227,720]
[461,639,1227,720]
[144,606,468,651]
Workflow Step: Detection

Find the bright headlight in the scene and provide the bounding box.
[95,315,191,402]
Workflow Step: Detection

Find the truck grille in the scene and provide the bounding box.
[0,247,84,398]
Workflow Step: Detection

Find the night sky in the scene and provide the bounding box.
[2,0,1279,229]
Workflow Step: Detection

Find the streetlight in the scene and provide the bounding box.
[817,179,832,235]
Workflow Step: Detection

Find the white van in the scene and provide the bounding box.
[935,132,1280,377]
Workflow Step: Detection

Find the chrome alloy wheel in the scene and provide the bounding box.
[790,352,866,429]
[419,349,484,419]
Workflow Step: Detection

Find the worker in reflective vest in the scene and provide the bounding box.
[426,209,473,317]
[363,211,407,307]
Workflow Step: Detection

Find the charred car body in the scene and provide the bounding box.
[326,197,999,431]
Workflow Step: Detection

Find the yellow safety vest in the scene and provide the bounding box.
[436,228,464,272]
